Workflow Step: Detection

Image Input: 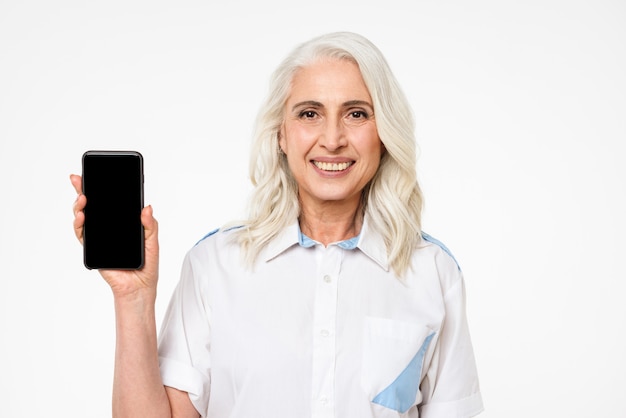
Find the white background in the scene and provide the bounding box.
[1,0,624,416]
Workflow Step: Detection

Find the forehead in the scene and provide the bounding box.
[287,58,372,103]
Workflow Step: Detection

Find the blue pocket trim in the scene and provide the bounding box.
[372,332,435,413]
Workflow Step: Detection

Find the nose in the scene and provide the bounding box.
[319,117,347,151]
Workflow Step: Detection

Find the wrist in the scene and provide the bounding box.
[113,287,157,314]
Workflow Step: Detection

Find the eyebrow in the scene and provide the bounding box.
[291,100,323,111]
[291,99,374,112]
[343,100,374,110]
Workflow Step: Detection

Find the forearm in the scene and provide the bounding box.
[112,290,171,418]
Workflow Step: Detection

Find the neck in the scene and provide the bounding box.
[298,198,364,246]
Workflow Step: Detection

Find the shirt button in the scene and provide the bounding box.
[323,274,332,283]
[320,329,330,337]
[320,397,329,405]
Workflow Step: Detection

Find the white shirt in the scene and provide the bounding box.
[157,219,483,418]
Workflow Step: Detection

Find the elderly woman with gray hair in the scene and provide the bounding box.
[71,31,483,418]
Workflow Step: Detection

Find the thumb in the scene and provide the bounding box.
[141,205,158,240]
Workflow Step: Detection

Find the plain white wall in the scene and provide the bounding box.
[1,0,624,416]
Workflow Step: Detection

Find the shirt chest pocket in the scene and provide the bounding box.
[361,317,436,414]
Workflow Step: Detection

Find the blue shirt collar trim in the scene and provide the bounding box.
[263,217,389,271]
[297,223,360,250]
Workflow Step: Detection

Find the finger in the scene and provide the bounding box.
[70,174,86,217]
[72,192,86,217]
[69,174,82,195]
[70,175,86,244]
[73,207,85,244]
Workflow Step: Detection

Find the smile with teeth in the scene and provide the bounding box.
[313,161,354,172]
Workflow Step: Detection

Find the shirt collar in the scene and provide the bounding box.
[261,221,301,262]
[356,215,389,271]
[261,216,389,271]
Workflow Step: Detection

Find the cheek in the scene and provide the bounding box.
[283,124,318,153]
[357,128,383,157]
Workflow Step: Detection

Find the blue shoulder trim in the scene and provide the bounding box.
[194,225,245,246]
[421,232,461,271]
[194,228,219,246]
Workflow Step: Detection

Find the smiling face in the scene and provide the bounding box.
[279,58,383,213]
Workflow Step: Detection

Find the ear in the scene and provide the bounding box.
[278,124,286,154]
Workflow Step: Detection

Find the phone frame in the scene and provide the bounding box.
[81,150,145,270]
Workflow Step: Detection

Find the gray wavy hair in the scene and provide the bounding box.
[231,31,423,277]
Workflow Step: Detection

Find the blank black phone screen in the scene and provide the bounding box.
[82,151,144,269]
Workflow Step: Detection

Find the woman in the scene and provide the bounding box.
[71,31,483,418]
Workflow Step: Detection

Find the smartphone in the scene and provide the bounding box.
[82,150,144,270]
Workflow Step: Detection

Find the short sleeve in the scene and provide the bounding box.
[158,252,212,417]
[418,275,484,417]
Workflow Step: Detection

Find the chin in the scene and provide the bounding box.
[311,190,361,204]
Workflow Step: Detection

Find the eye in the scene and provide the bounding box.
[349,110,369,119]
[299,110,318,119]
